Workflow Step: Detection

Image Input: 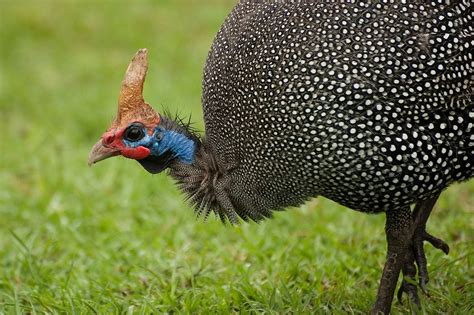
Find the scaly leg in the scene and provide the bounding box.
[370,206,413,315]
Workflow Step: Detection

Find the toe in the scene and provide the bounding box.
[424,231,450,254]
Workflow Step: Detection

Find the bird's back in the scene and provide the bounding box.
[201,0,473,217]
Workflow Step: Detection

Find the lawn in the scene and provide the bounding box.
[0,1,472,314]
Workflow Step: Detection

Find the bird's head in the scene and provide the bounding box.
[88,49,196,174]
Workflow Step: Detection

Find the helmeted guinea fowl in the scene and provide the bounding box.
[88,1,473,314]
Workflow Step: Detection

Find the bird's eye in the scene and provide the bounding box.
[124,124,145,142]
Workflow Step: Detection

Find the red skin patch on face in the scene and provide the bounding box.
[101,126,151,160]
[121,146,150,160]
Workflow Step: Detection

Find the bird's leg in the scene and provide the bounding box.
[371,206,413,315]
[397,193,450,305]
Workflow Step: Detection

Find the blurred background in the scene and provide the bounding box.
[0,1,472,313]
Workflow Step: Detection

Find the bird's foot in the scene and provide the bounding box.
[397,228,450,306]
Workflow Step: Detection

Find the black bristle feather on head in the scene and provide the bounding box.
[160,108,200,141]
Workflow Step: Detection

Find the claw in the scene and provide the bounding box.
[424,231,450,255]
[397,280,420,306]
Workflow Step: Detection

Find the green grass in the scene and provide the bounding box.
[0,1,473,313]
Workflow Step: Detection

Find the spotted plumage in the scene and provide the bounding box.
[168,0,474,223]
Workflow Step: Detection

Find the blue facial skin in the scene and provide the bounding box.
[123,126,196,164]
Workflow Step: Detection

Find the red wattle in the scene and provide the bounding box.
[121,146,151,160]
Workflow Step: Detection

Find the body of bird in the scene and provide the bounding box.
[194,0,473,221]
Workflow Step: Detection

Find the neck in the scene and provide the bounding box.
[168,139,240,224]
[154,129,196,164]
